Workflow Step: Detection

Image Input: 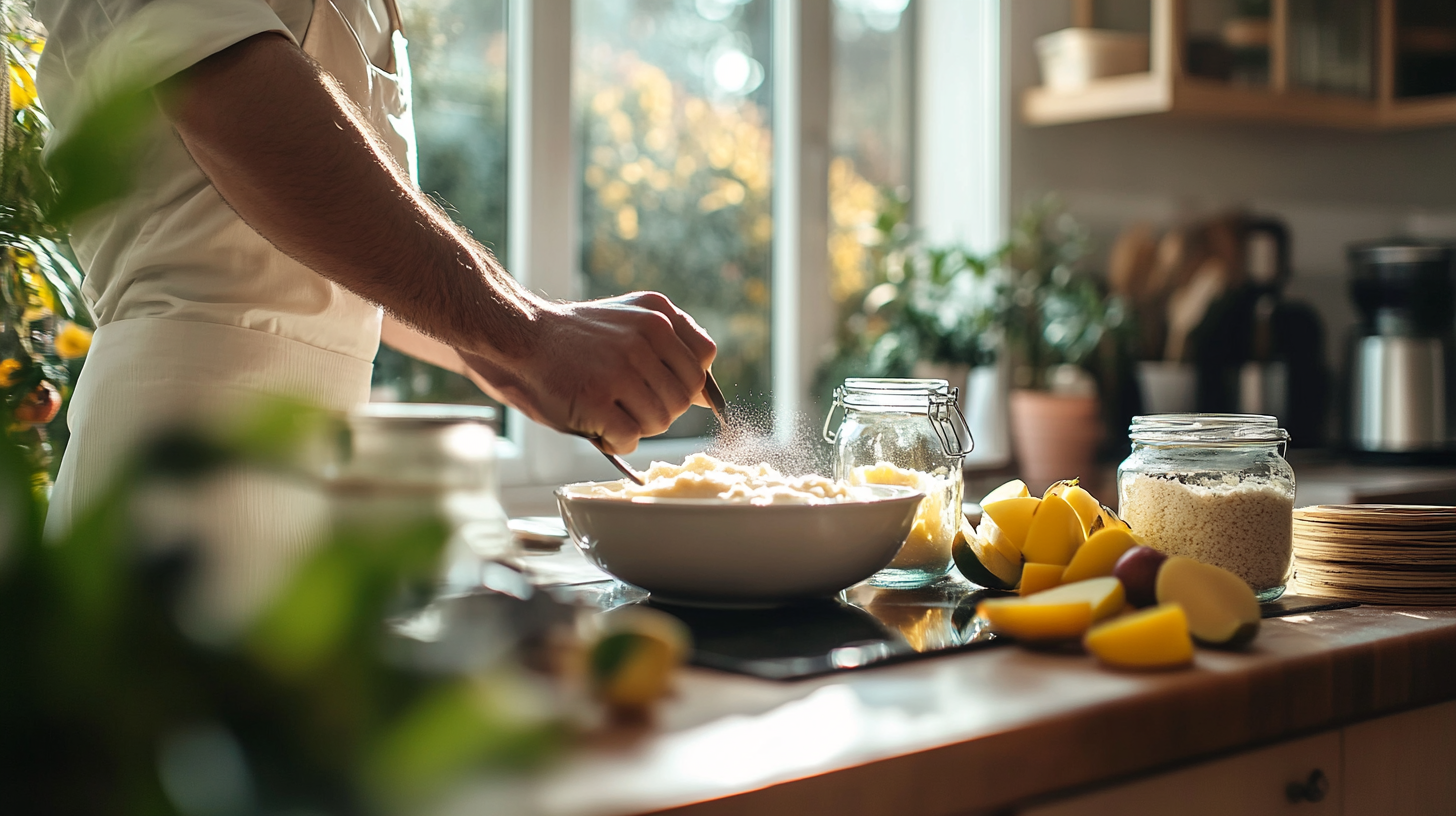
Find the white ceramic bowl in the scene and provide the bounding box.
[555,483,924,605]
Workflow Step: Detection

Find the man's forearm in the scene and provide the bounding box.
[159,33,536,361]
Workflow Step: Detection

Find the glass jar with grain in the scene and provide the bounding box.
[1117,413,1295,601]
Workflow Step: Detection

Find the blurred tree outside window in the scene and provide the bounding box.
[575,0,774,439]
[373,0,509,434]
[828,0,913,307]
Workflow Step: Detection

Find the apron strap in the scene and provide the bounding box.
[382,0,404,73]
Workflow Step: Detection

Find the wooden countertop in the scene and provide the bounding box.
[471,605,1456,816]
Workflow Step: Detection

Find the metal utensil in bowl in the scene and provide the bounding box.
[585,369,730,484]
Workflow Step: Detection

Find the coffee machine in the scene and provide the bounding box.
[1346,240,1456,458]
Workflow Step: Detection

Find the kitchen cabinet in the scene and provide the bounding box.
[1018,700,1456,816]
[1343,700,1456,816]
[1019,732,1343,816]
[1023,0,1456,130]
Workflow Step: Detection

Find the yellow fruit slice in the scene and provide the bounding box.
[854,462,923,489]
[1062,486,1102,533]
[981,478,1030,507]
[1089,503,1131,536]
[589,608,691,708]
[953,521,1022,590]
[1029,576,1126,621]
[981,496,1041,551]
[1062,527,1141,584]
[1019,563,1065,596]
[977,597,1093,642]
[1021,494,1086,566]
[1042,480,1100,531]
[1084,604,1195,670]
[1155,556,1261,647]
[1042,478,1078,499]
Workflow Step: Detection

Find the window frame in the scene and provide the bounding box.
[493,0,1002,490]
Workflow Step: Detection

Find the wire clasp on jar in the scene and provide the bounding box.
[822,385,974,460]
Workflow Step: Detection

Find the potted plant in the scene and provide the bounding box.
[999,197,1127,488]
[817,184,1012,464]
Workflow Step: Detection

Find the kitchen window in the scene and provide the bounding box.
[386,0,999,490]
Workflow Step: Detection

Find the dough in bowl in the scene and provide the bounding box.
[577,453,875,505]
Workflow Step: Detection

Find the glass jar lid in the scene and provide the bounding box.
[824,378,973,458]
[1129,413,1290,447]
[840,378,950,413]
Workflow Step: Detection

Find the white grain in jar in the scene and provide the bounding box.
[1117,414,1296,601]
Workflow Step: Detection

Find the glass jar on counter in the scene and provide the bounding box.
[823,378,972,588]
[1117,413,1295,601]
[327,403,509,592]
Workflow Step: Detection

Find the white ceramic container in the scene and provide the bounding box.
[555,484,924,605]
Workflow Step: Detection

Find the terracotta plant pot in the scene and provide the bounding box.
[1008,389,1103,489]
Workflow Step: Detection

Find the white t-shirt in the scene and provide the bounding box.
[33,0,403,364]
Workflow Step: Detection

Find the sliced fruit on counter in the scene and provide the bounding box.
[1043,479,1101,533]
[1019,562,1065,596]
[981,495,1042,551]
[1113,545,1168,608]
[980,478,1030,506]
[1088,503,1131,536]
[1021,494,1086,566]
[976,597,1093,642]
[1084,603,1194,670]
[953,521,1022,590]
[588,607,691,710]
[1062,527,1141,584]
[1155,556,1261,647]
[1026,576,1126,622]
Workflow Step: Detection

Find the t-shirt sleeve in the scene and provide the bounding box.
[34,0,301,140]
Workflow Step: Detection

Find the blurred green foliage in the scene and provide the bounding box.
[0,402,563,815]
[817,186,1004,398]
[575,0,776,425]
[1,6,97,486]
[1001,196,1130,390]
[819,194,1131,397]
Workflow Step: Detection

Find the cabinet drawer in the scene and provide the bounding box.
[1020,732,1342,816]
[1343,700,1456,816]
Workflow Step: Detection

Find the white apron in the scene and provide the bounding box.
[47,0,416,625]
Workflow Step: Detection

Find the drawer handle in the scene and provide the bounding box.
[1286,769,1330,804]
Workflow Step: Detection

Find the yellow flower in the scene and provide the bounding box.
[8,62,37,110]
[0,359,20,387]
[55,322,93,359]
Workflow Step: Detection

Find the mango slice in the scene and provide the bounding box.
[981,496,1041,551]
[1021,494,1086,566]
[980,478,1030,506]
[1019,563,1065,596]
[1155,556,1261,647]
[977,597,1093,642]
[1084,604,1194,669]
[1062,527,1140,585]
[953,521,1022,590]
[1044,479,1102,533]
[1028,576,1126,621]
[1089,503,1131,536]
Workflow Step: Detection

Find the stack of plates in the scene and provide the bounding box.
[1292,505,1456,605]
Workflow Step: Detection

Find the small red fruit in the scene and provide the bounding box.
[1113,545,1170,609]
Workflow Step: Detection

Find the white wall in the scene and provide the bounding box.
[1004,1,1456,367]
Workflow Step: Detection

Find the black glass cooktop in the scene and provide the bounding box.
[557,582,1356,682]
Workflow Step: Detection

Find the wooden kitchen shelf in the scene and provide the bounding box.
[1024,0,1456,131]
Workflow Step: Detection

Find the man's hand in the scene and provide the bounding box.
[460,292,716,454]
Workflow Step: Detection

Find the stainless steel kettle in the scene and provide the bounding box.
[1346,241,1455,456]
